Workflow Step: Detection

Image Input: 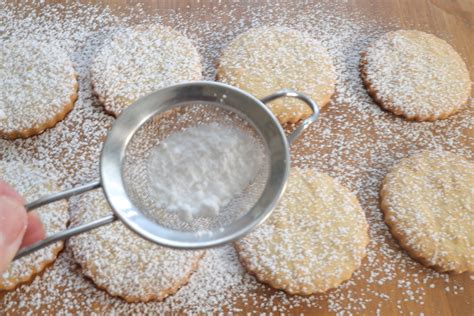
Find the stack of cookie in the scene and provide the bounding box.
[0,23,472,303]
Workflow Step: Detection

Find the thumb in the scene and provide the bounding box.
[0,197,27,273]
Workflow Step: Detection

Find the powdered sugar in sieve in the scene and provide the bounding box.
[123,103,270,231]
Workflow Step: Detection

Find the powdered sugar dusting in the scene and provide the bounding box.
[236,168,369,295]
[361,30,471,121]
[0,161,68,290]
[0,0,472,314]
[381,150,474,273]
[91,24,202,117]
[68,190,205,302]
[217,25,336,124]
[0,38,77,137]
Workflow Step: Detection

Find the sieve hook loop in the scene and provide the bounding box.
[14,180,117,261]
[260,90,320,145]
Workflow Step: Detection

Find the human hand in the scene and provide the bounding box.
[0,180,45,273]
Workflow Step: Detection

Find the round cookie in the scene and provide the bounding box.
[360,30,471,121]
[235,168,369,295]
[0,161,69,290]
[68,190,205,302]
[381,151,474,273]
[0,39,78,139]
[217,26,336,124]
[91,24,202,117]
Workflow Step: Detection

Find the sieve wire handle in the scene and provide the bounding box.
[26,180,101,211]
[13,214,116,260]
[13,180,117,261]
[260,90,320,144]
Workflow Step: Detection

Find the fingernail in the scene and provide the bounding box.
[0,197,27,248]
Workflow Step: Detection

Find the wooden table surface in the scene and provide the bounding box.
[1,0,473,315]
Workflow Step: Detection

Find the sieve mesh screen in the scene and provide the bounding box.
[122,102,270,232]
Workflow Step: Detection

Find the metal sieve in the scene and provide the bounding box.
[14,81,319,260]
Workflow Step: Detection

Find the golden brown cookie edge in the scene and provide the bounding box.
[359,47,468,122]
[379,155,473,274]
[0,79,78,140]
[234,169,370,295]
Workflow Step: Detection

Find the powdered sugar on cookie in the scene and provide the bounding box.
[217,26,336,124]
[236,168,369,295]
[0,161,68,290]
[68,190,205,302]
[381,151,474,273]
[92,24,202,116]
[360,30,471,121]
[0,39,77,138]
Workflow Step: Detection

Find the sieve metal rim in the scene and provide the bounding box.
[14,81,319,259]
[101,81,290,249]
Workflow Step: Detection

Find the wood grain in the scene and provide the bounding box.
[1,0,473,315]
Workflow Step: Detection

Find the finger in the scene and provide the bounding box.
[0,197,27,273]
[20,212,45,248]
[0,180,24,205]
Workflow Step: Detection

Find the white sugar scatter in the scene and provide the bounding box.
[0,38,77,136]
[0,162,68,290]
[361,30,470,121]
[91,24,202,116]
[147,123,265,221]
[0,0,472,314]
